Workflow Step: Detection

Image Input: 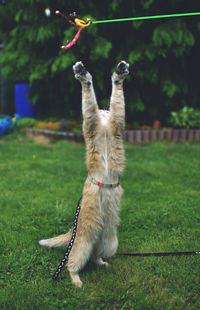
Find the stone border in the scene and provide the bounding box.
[124,129,200,144]
[26,128,200,144]
[26,128,84,143]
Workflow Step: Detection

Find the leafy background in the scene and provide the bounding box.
[0,0,199,126]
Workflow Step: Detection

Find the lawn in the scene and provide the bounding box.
[0,131,200,310]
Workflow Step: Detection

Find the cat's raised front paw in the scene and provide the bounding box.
[73,61,87,79]
[116,61,129,76]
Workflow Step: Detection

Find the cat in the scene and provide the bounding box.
[38,60,129,287]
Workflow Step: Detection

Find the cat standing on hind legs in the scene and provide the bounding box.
[38,60,129,287]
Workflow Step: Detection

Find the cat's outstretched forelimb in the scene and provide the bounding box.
[73,61,98,132]
[116,60,129,76]
[73,61,92,86]
[110,61,129,132]
[112,60,129,85]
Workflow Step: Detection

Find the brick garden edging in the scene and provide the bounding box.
[124,129,200,143]
[26,128,200,144]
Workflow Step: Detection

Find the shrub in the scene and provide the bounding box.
[17,117,38,128]
[170,107,200,129]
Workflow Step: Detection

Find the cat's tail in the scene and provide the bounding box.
[38,228,72,248]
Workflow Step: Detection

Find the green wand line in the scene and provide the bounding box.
[92,12,200,24]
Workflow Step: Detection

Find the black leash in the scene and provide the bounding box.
[117,251,200,257]
[52,195,199,280]
[53,196,82,280]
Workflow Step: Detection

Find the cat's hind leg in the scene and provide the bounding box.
[67,234,95,288]
[92,257,109,268]
[66,192,104,288]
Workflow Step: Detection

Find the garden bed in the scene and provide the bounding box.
[26,127,200,144]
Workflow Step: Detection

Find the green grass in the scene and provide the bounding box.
[0,131,200,310]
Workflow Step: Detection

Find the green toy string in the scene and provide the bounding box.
[92,12,200,24]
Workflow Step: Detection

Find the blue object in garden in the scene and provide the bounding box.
[0,115,10,136]
[15,83,36,117]
[0,114,20,136]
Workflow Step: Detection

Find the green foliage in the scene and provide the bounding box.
[0,1,199,125]
[109,0,120,11]
[152,20,195,56]
[90,37,112,60]
[170,107,200,129]
[132,20,143,30]
[17,117,39,127]
[162,80,179,98]
[132,92,145,112]
[141,0,154,10]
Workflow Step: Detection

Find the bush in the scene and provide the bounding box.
[17,118,82,132]
[17,117,38,128]
[169,107,200,129]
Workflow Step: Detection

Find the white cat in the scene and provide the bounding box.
[39,60,129,287]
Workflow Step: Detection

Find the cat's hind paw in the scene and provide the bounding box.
[116,61,129,76]
[72,278,83,288]
[93,258,109,268]
[69,271,83,288]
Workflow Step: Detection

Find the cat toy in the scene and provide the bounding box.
[56,11,200,50]
[55,11,91,50]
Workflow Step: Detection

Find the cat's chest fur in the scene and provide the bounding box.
[84,117,125,184]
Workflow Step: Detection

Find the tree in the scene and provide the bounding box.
[0,0,199,126]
